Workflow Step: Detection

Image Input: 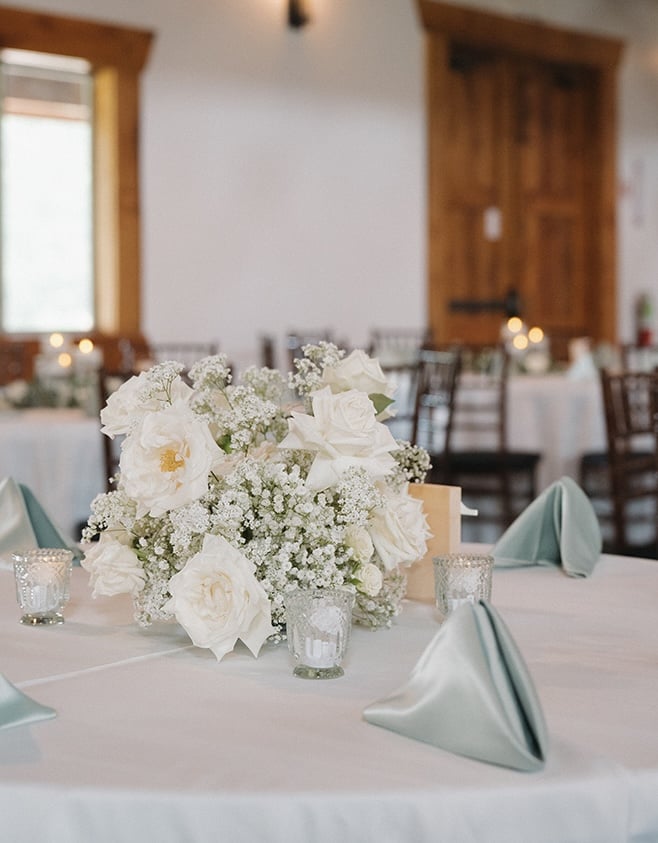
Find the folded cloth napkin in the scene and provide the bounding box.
[492,476,601,577]
[0,476,77,565]
[363,601,547,772]
[0,673,56,730]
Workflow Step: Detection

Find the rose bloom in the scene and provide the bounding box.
[164,534,274,661]
[280,386,398,491]
[101,371,192,438]
[369,484,431,571]
[321,349,396,419]
[356,562,383,597]
[120,401,223,518]
[344,525,374,564]
[81,532,145,598]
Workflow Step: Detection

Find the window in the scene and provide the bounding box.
[0,6,153,338]
[1,50,94,332]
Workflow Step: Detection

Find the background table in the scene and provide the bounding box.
[389,371,606,492]
[0,408,106,539]
[504,373,606,490]
[1,550,656,842]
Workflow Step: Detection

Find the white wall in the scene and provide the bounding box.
[16,0,658,370]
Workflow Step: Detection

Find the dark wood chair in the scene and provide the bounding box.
[410,347,461,458]
[0,339,37,385]
[430,345,542,534]
[585,369,658,557]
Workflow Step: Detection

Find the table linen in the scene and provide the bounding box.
[492,476,602,576]
[0,553,657,842]
[0,408,105,538]
[364,601,548,771]
[455,373,605,492]
[0,674,56,730]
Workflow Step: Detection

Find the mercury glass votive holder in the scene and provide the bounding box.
[13,548,73,625]
[433,553,494,618]
[284,587,355,679]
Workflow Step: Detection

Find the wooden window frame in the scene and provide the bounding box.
[0,5,153,339]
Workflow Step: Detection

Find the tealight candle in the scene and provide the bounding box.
[13,549,73,625]
[304,636,338,669]
[284,588,355,679]
[433,554,494,619]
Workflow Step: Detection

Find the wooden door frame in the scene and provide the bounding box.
[415,1,623,346]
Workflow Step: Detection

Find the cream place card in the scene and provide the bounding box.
[406,484,462,603]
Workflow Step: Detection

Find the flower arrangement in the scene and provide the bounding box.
[82,343,431,661]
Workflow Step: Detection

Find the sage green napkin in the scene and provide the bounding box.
[492,476,601,577]
[363,601,547,772]
[0,673,56,730]
[0,477,77,565]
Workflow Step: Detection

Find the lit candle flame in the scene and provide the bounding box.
[78,338,94,354]
[49,332,65,349]
[58,352,73,368]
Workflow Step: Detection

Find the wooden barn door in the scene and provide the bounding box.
[417,2,622,357]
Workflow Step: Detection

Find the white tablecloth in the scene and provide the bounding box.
[504,373,605,490]
[0,408,105,538]
[1,551,656,842]
[389,372,606,493]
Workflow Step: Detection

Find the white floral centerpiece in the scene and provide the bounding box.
[82,343,432,661]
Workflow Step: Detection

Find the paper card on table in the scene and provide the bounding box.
[0,674,56,730]
[405,484,462,602]
[363,601,548,772]
[492,476,601,577]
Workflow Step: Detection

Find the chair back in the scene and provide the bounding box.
[410,347,461,455]
[450,345,509,455]
[599,368,658,550]
[601,369,658,450]
[0,340,34,385]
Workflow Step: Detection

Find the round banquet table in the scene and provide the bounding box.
[0,551,656,843]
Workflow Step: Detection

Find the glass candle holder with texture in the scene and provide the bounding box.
[284,587,354,679]
[13,548,73,625]
[433,553,493,618]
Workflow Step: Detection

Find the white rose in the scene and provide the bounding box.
[101,371,192,439]
[356,562,383,597]
[164,534,274,661]
[279,386,398,491]
[120,401,223,518]
[81,532,145,598]
[321,349,396,419]
[344,525,374,564]
[369,484,431,571]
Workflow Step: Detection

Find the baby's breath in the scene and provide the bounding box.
[85,344,431,639]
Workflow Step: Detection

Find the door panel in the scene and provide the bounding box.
[514,59,591,346]
[440,44,508,343]
[428,38,606,355]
